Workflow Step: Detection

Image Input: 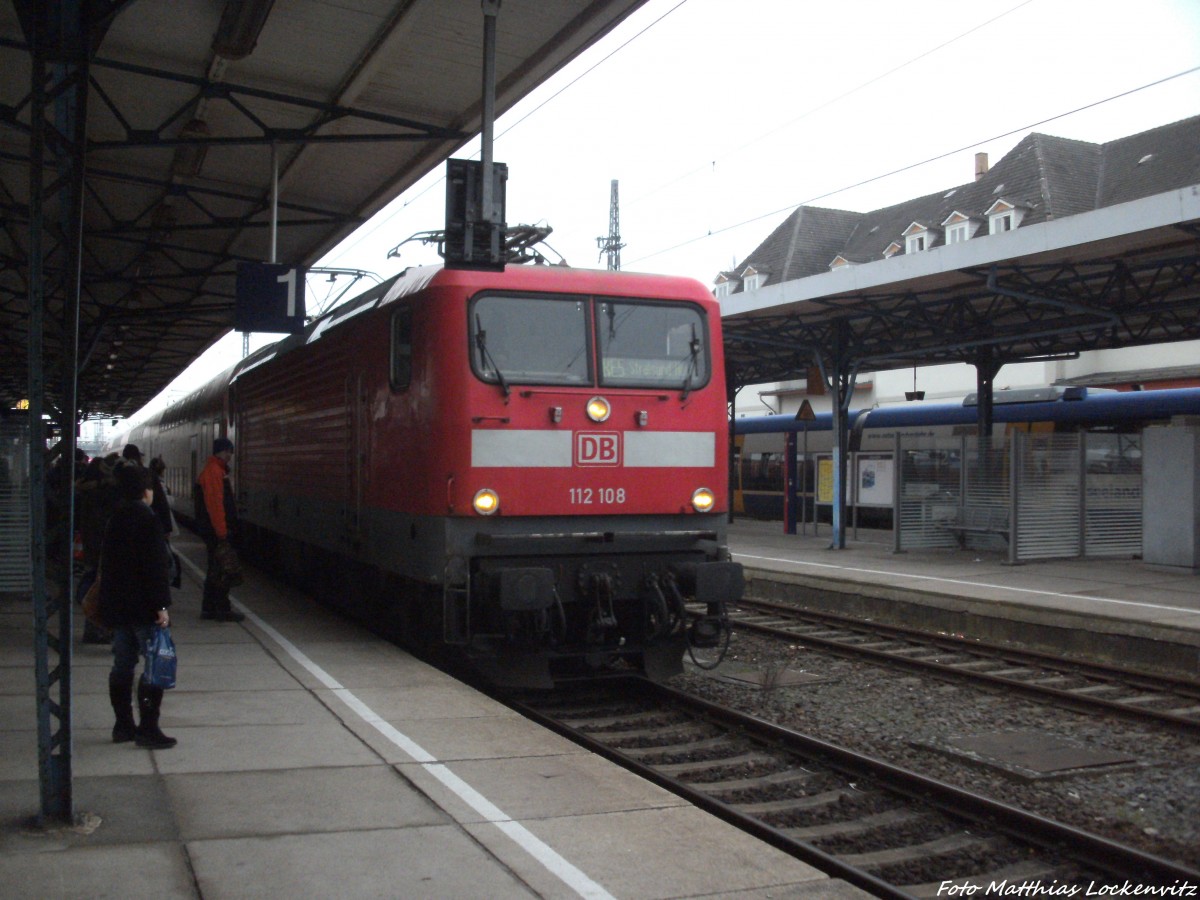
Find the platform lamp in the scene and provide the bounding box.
[905,367,925,402]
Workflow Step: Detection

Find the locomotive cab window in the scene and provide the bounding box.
[390,306,413,391]
[469,293,711,392]
[597,300,709,390]
[470,294,591,386]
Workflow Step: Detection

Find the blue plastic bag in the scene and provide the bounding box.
[143,626,177,690]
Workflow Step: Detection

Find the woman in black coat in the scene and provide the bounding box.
[100,463,176,749]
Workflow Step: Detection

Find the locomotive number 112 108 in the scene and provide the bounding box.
[569,487,627,505]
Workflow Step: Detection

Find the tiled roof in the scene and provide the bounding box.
[719,115,1200,292]
[1096,115,1200,207]
[730,205,864,290]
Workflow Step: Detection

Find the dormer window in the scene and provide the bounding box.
[940,211,979,245]
[713,274,732,299]
[740,266,763,292]
[985,199,1025,235]
[883,242,902,259]
[829,255,853,271]
[902,222,931,254]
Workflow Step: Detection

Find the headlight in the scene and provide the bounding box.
[586,396,611,422]
[473,488,500,515]
[691,487,715,513]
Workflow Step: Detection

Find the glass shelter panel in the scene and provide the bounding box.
[1084,432,1142,557]
[896,437,962,550]
[1016,433,1081,560]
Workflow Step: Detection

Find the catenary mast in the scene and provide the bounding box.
[596,179,625,271]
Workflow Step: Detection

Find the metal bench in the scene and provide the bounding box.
[940,505,1010,548]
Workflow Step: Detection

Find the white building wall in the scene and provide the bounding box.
[1057,340,1200,383]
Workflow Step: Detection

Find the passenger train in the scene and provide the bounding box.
[734,386,1200,523]
[117,264,742,686]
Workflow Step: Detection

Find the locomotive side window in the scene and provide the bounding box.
[596,300,710,390]
[470,294,591,386]
[390,306,413,391]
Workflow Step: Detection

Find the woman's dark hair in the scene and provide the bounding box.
[149,456,166,476]
[115,461,151,501]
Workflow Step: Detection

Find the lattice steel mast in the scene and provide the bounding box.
[596,179,625,271]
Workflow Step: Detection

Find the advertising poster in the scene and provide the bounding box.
[857,456,894,506]
[817,457,834,504]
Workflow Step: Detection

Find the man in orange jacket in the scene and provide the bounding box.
[196,437,245,622]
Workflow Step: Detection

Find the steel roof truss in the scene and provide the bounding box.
[725,247,1200,391]
[85,55,469,150]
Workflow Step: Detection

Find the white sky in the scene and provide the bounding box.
[124,0,1200,426]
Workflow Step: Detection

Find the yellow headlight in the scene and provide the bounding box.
[473,488,500,516]
[586,396,611,423]
[692,487,715,513]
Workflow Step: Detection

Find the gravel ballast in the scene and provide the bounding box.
[673,629,1200,871]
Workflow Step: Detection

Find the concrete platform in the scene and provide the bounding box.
[1,533,868,900]
[728,518,1200,680]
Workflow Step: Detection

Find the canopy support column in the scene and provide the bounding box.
[25,0,96,825]
[822,322,857,550]
[974,348,1002,449]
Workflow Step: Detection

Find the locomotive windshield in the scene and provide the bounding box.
[596,300,709,390]
[470,294,709,390]
[471,295,592,385]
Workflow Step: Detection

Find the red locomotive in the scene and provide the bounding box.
[124,263,742,685]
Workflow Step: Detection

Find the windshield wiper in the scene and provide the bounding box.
[475,314,510,398]
[680,324,701,401]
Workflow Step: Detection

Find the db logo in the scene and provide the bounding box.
[575,431,621,466]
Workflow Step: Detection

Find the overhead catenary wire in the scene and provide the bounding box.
[624,64,1200,268]
[333,0,692,256]
[340,0,1020,261]
[626,0,1038,209]
[331,1,1194,275]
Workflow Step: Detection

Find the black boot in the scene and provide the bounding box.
[201,579,220,619]
[108,673,136,743]
[135,681,177,749]
[210,583,245,622]
[215,604,245,623]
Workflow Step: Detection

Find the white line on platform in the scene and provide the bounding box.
[733,553,1200,617]
[179,554,614,900]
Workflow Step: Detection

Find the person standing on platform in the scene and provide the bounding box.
[148,456,180,588]
[100,463,176,749]
[121,442,144,468]
[196,437,245,622]
[76,453,119,645]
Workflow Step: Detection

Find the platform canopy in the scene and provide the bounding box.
[721,192,1200,393]
[0,0,647,420]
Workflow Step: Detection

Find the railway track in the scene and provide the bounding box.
[717,598,1200,732]
[507,678,1199,899]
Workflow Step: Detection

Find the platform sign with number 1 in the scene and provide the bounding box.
[234,262,307,333]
